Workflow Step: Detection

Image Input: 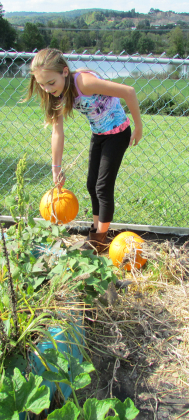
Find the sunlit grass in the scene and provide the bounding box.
[0,78,188,227]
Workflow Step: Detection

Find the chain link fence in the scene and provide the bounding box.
[0,50,189,229]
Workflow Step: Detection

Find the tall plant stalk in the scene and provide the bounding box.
[0,223,18,339]
[15,153,27,237]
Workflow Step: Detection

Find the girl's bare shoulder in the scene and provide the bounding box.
[76,71,132,98]
[76,71,110,96]
[76,71,98,89]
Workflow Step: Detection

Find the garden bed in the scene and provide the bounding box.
[72,229,189,420]
[1,220,188,419]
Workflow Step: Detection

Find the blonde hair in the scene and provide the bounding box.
[26,48,76,125]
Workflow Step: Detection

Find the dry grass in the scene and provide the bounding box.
[80,235,189,419]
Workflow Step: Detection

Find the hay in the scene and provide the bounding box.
[82,236,189,419]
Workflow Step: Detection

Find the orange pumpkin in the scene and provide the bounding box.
[109,231,147,271]
[39,188,79,224]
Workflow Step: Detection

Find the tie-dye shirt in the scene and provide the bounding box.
[73,72,130,135]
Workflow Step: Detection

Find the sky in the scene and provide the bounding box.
[3,1,189,15]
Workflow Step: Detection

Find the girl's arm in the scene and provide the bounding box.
[76,73,143,146]
[51,113,65,185]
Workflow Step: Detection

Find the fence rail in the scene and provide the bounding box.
[0,51,188,229]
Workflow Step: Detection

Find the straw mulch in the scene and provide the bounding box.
[78,235,189,420]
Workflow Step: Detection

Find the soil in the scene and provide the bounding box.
[77,336,189,420]
[79,350,189,420]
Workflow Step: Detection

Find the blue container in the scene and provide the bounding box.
[32,243,67,259]
[19,320,84,420]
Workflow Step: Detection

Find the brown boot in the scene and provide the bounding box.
[69,224,97,251]
[81,230,109,254]
[86,224,97,240]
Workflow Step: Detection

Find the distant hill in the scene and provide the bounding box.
[4,8,189,28]
[5,8,143,26]
[5,9,116,24]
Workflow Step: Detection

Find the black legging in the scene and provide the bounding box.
[87,125,131,223]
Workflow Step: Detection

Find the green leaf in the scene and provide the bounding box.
[111,398,140,420]
[29,254,37,264]
[4,354,27,377]
[43,348,69,372]
[98,256,110,266]
[47,401,80,420]
[32,261,45,273]
[11,184,17,193]
[12,267,21,280]
[106,417,119,420]
[24,385,50,414]
[72,372,91,390]
[83,398,113,420]
[22,232,30,241]
[0,376,15,420]
[51,225,59,236]
[79,361,95,374]
[93,283,108,294]
[36,220,51,228]
[28,215,36,227]
[29,276,46,290]
[42,371,70,384]
[7,225,17,236]
[58,225,68,234]
[66,354,95,381]
[78,263,97,275]
[5,196,17,208]
[69,258,78,269]
[3,318,11,336]
[10,412,20,420]
[100,270,114,280]
[42,350,94,391]
[13,368,50,414]
[0,368,50,418]
[50,262,65,273]
[9,340,17,347]
[2,294,9,308]
[27,284,34,295]
[84,276,100,286]
[84,294,97,305]
[24,262,32,272]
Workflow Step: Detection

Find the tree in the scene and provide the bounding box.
[74,16,88,29]
[137,19,150,29]
[138,33,155,54]
[73,31,92,50]
[120,35,135,54]
[21,22,45,52]
[137,19,151,34]
[36,23,51,47]
[167,27,185,57]
[89,31,97,47]
[0,3,17,49]
[50,37,59,49]
[0,1,5,17]
[60,33,71,52]
[93,12,105,22]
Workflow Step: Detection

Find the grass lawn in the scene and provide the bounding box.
[0,77,189,227]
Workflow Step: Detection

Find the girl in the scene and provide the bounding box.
[27,48,142,252]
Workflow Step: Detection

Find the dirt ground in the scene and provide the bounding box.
[74,229,189,420]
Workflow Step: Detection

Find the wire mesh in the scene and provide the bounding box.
[0,50,188,227]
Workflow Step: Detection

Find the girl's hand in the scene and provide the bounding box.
[52,167,66,188]
[129,124,143,147]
